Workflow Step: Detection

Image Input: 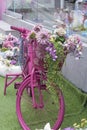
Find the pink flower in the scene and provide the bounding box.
[33,24,42,33]
[64,35,83,59]
[36,30,50,45]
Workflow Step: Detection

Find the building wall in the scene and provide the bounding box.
[62,45,87,93]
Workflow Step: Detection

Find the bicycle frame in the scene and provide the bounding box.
[4,26,47,108]
[4,25,65,130]
[24,39,47,108]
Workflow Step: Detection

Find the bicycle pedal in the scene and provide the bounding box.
[41,85,46,90]
[14,82,21,89]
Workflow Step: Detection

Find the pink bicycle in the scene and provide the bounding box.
[4,25,65,130]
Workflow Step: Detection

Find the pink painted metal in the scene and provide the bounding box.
[4,26,65,130]
[16,77,65,130]
[4,73,22,95]
[4,26,30,95]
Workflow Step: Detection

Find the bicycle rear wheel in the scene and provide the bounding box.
[16,76,65,130]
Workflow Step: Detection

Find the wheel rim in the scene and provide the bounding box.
[16,77,65,130]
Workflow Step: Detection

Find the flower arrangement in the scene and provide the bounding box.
[49,26,67,71]
[27,24,58,61]
[26,24,83,72]
[64,34,83,59]
[2,33,18,49]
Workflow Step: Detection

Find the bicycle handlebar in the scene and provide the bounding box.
[10,26,30,33]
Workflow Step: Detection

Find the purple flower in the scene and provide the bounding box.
[64,35,83,59]
[28,24,58,61]
[63,127,74,130]
[37,31,50,45]
[33,24,42,33]
[45,43,57,61]
[10,60,17,65]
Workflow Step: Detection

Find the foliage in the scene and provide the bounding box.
[27,24,83,74]
[73,118,87,130]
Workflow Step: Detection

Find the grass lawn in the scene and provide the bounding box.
[0,73,87,130]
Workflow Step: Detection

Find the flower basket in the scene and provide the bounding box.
[26,25,83,80]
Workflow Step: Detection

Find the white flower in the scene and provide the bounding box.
[54,27,66,36]
[44,123,52,130]
[5,50,14,57]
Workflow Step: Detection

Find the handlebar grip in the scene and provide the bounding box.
[10,26,30,33]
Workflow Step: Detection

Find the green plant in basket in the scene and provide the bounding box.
[27,25,83,83]
[46,27,67,74]
[46,28,83,86]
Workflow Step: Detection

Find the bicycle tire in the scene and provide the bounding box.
[16,76,65,130]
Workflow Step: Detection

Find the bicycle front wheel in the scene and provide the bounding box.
[16,76,65,130]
